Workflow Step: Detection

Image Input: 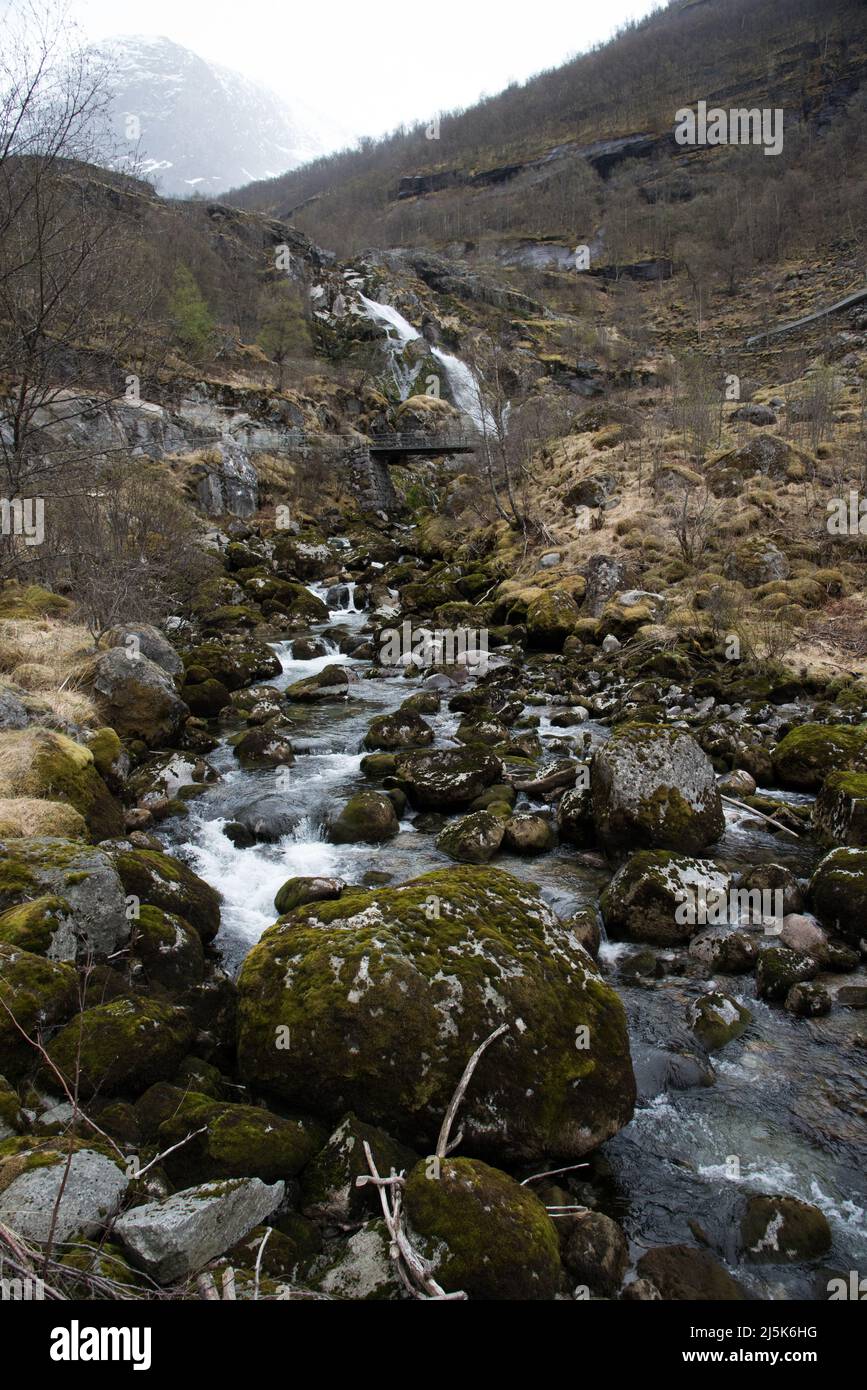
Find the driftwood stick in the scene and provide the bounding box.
[721,793,800,838]
[436,1023,509,1159]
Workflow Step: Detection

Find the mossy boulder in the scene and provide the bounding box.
[502,812,556,854]
[237,866,635,1161]
[108,846,220,941]
[301,1113,418,1224]
[98,624,183,677]
[393,747,502,810]
[526,589,582,650]
[274,876,344,915]
[600,850,731,945]
[739,1194,831,1263]
[46,997,195,1097]
[592,724,725,854]
[182,677,231,717]
[771,723,867,791]
[723,541,789,588]
[329,791,399,844]
[182,640,281,691]
[686,990,752,1051]
[0,1138,129,1244]
[557,782,594,847]
[755,947,817,1002]
[0,838,129,961]
[313,1219,403,1300]
[284,664,352,702]
[79,648,188,747]
[808,847,867,948]
[231,721,295,766]
[561,1209,628,1296]
[155,1091,323,1186]
[435,810,504,863]
[785,981,831,1017]
[130,904,205,994]
[404,1157,561,1299]
[0,728,123,840]
[0,943,78,1079]
[59,1240,144,1292]
[363,709,434,751]
[813,771,867,846]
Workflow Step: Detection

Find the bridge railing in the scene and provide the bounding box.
[272,429,478,453]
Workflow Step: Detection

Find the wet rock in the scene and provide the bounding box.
[562,1210,628,1296]
[636,1244,746,1299]
[560,907,601,959]
[284,664,353,702]
[404,1158,561,1300]
[836,984,867,1008]
[600,850,731,946]
[231,721,295,766]
[557,782,595,847]
[290,636,328,660]
[740,863,803,917]
[717,768,757,797]
[688,928,758,973]
[330,791,399,843]
[436,809,505,863]
[393,746,502,810]
[780,913,828,958]
[237,866,635,1162]
[223,795,299,846]
[502,812,557,854]
[740,1194,831,1263]
[592,724,724,854]
[274,876,344,915]
[785,981,831,1017]
[687,990,752,1051]
[109,845,221,941]
[756,946,818,1001]
[363,709,434,751]
[114,1177,284,1284]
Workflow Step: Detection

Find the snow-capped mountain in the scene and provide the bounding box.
[94,35,349,196]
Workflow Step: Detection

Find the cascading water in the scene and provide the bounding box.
[358,294,422,400]
[430,346,495,433]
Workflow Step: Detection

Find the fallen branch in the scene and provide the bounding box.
[436,1023,509,1159]
[721,793,800,839]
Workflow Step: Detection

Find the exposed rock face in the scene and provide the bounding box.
[592,724,725,854]
[114,1178,285,1284]
[80,648,189,747]
[236,866,636,1162]
[98,623,183,676]
[0,1142,128,1243]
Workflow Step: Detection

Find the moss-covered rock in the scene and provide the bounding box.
[393,747,502,810]
[313,1219,403,1300]
[363,709,434,751]
[0,943,77,1079]
[0,728,123,840]
[46,997,195,1097]
[562,1209,628,1296]
[755,947,818,1002]
[813,771,867,846]
[592,724,724,853]
[686,990,752,1051]
[237,866,635,1161]
[0,838,129,961]
[78,648,189,747]
[557,782,595,847]
[404,1157,561,1299]
[435,810,504,863]
[155,1092,323,1185]
[502,812,556,854]
[601,850,731,945]
[284,664,353,702]
[739,1194,831,1263]
[130,904,205,994]
[809,847,867,948]
[182,640,281,691]
[274,875,344,916]
[301,1113,418,1224]
[108,846,220,941]
[329,791,399,844]
[772,724,867,792]
[526,589,583,651]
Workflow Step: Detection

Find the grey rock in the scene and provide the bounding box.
[0,691,29,730]
[0,1148,128,1243]
[114,1177,284,1284]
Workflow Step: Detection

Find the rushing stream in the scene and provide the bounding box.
[160,590,867,1299]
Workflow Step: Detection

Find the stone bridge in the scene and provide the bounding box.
[283,430,478,511]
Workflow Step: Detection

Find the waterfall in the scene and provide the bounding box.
[430,347,495,433]
[358,295,421,400]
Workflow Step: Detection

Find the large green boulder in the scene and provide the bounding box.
[591,724,724,853]
[813,771,867,846]
[0,943,77,1079]
[46,997,195,1097]
[809,847,867,948]
[0,838,129,961]
[236,866,635,1161]
[526,589,582,650]
[363,710,434,751]
[772,723,867,791]
[78,648,188,748]
[156,1092,323,1186]
[329,791,399,844]
[686,990,752,1051]
[600,850,731,945]
[393,747,502,810]
[403,1157,561,1299]
[436,810,504,863]
[182,639,281,691]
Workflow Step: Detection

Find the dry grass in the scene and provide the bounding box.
[0,619,98,726]
[0,796,88,839]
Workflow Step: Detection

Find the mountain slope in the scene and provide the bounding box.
[95,34,349,197]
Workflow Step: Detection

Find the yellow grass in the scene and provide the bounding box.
[0,619,98,726]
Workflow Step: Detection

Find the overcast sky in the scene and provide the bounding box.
[65,0,664,143]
